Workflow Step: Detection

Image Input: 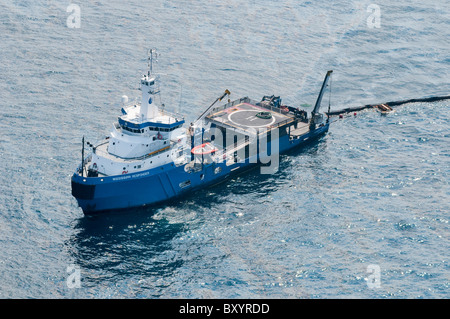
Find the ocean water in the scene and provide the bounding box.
[0,0,448,298]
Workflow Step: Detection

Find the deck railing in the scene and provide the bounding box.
[121,101,185,123]
[93,139,173,162]
[205,96,295,118]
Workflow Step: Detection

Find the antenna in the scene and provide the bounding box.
[178,84,183,113]
[147,49,151,76]
[147,49,158,76]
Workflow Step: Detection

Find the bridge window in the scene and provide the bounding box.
[121,125,144,134]
[121,122,183,133]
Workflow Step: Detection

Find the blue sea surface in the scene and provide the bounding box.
[0,0,448,298]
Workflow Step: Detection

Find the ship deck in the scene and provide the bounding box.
[205,101,295,135]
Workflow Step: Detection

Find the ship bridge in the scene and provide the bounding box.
[118,115,185,133]
[118,103,185,134]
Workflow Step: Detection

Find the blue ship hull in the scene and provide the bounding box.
[71,123,329,214]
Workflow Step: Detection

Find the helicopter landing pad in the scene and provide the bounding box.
[205,102,294,134]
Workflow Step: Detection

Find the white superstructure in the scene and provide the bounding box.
[86,49,188,177]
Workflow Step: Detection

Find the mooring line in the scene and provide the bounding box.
[326,94,450,117]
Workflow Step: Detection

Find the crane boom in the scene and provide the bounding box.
[312,70,333,115]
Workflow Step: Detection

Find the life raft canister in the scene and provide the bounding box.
[191,142,218,155]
